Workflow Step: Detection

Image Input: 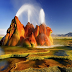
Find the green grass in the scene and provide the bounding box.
[1,46,72,61]
[0,37,2,40]
[53,39,72,46]
[0,53,29,59]
[27,55,68,60]
[0,46,50,59]
[0,51,50,59]
[53,37,72,40]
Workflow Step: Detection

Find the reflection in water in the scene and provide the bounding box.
[54,50,68,56]
[0,47,9,71]
[0,60,9,71]
[0,47,4,55]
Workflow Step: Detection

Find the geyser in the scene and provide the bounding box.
[39,9,45,24]
[28,9,31,22]
[0,4,53,47]
[16,4,41,26]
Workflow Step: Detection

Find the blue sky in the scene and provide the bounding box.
[0,0,72,35]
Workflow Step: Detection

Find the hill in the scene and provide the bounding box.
[52,32,72,37]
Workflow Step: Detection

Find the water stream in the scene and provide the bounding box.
[0,47,9,71]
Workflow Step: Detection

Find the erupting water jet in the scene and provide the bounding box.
[39,9,45,24]
[16,4,41,26]
[28,9,31,22]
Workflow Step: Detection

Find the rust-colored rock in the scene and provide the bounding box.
[36,33,51,46]
[8,29,20,46]
[46,27,53,37]
[39,24,46,34]
[3,33,9,45]
[1,16,25,46]
[33,25,39,38]
[46,27,53,45]
[24,22,34,38]
[15,16,25,42]
[23,32,37,47]
[1,16,53,47]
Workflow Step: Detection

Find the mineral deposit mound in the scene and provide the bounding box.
[0,16,53,47]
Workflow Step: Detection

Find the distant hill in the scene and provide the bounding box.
[0,32,72,37]
[0,35,5,37]
[51,32,72,37]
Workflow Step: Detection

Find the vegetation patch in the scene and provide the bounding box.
[0,37,2,40]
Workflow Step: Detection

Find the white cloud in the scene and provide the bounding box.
[0,29,6,35]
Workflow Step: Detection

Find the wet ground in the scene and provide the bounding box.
[0,41,72,72]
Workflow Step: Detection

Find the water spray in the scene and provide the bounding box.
[28,9,31,22]
[39,9,45,24]
[16,4,41,26]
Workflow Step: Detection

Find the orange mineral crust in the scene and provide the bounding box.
[1,16,53,47]
[36,33,51,46]
[39,24,46,34]
[15,16,25,42]
[23,32,37,47]
[34,25,39,38]
[24,22,34,37]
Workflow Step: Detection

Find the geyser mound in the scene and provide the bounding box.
[0,16,53,47]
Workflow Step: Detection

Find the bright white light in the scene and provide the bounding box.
[39,9,45,24]
[16,4,41,27]
[28,9,31,22]
[36,45,64,48]
[0,29,6,35]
